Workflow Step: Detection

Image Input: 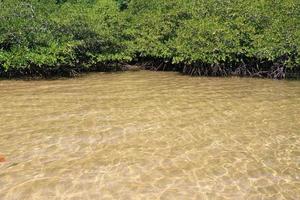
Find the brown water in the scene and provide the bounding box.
[0,71,299,200]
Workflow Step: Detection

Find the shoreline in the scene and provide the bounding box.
[0,63,299,80]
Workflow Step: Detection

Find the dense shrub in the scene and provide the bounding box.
[0,0,299,78]
[0,0,129,76]
[0,1,68,70]
[125,0,300,77]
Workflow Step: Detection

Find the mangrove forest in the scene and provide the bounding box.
[0,0,300,78]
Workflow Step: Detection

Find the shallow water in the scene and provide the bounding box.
[0,71,299,200]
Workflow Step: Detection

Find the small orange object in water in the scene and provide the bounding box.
[0,155,5,162]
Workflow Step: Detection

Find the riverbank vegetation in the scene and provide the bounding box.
[1,0,299,79]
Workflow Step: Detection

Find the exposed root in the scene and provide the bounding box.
[1,61,299,79]
[180,62,296,79]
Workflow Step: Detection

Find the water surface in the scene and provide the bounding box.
[0,71,299,199]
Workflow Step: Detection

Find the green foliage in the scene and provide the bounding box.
[115,0,130,10]
[0,0,299,76]
[124,0,300,71]
[0,0,129,72]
